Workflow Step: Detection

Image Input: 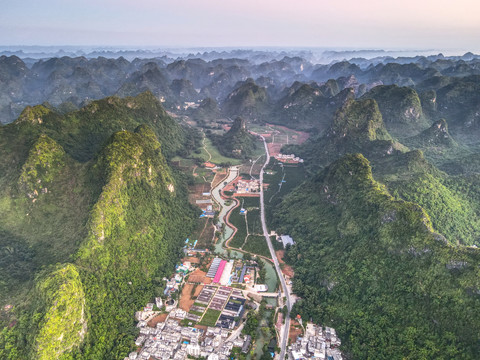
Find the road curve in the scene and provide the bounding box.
[256,133,292,360]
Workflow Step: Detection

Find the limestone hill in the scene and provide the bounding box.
[274,154,480,359]
[221,79,271,121]
[211,117,257,159]
[0,95,197,359]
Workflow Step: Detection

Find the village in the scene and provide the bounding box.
[127,251,342,360]
[126,123,342,360]
[287,323,342,360]
[273,153,304,164]
[126,254,266,360]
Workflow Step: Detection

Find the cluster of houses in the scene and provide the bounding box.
[164,260,196,296]
[274,153,304,164]
[135,298,165,322]
[222,177,261,196]
[174,101,201,110]
[288,323,342,360]
[237,264,256,285]
[128,314,252,360]
[235,179,261,194]
[130,245,341,360]
[196,191,215,218]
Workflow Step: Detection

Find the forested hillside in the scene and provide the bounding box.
[0,93,198,359]
[286,98,480,247]
[274,154,480,359]
[273,86,480,358]
[210,117,257,159]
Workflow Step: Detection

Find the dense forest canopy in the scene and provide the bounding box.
[0,93,198,359]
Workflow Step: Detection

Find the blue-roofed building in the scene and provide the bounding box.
[280,235,295,248]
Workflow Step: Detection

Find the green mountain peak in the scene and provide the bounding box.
[212,117,257,159]
[16,105,52,125]
[328,98,392,142]
[19,134,67,200]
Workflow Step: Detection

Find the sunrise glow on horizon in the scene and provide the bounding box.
[1,0,479,51]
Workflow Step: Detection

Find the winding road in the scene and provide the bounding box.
[210,134,292,359]
[256,133,292,360]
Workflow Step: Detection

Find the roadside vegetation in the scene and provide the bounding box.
[274,154,480,359]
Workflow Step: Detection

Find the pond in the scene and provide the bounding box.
[247,259,278,360]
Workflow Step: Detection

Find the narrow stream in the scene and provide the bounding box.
[211,165,279,359]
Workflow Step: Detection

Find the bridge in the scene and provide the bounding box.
[246,291,280,298]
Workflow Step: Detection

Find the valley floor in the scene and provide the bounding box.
[128,123,343,360]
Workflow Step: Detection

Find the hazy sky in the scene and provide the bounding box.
[1,0,479,51]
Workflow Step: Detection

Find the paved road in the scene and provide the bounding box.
[225,320,245,343]
[249,154,263,179]
[256,133,292,360]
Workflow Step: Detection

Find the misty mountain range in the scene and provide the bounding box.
[1,50,479,127]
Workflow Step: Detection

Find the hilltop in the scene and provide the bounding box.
[271,83,355,131]
[0,94,198,359]
[221,79,271,121]
[406,118,457,150]
[362,85,430,138]
[291,98,405,169]
[189,97,221,124]
[210,117,257,159]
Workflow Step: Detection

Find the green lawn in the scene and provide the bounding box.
[190,137,243,165]
[195,167,216,183]
[199,309,222,326]
[243,235,271,258]
[247,209,262,234]
[189,310,205,317]
[240,197,260,208]
[251,138,268,158]
[228,197,264,252]
[264,160,306,224]
[228,208,247,248]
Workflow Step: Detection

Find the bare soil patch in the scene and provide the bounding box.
[267,143,283,157]
[289,319,303,344]
[147,313,168,327]
[276,312,283,332]
[211,169,228,189]
[188,268,212,284]
[276,250,295,278]
[182,256,201,264]
[179,283,204,311]
[194,324,208,332]
[188,183,211,205]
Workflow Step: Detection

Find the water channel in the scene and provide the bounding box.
[212,165,279,359]
[211,166,243,257]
